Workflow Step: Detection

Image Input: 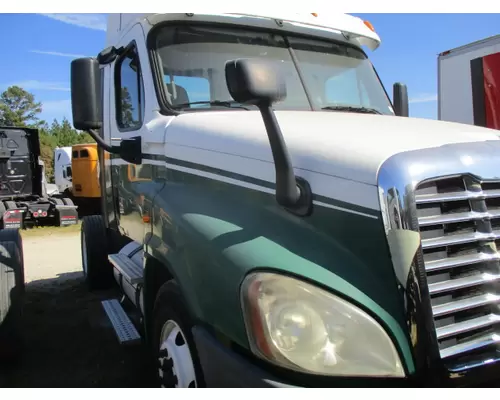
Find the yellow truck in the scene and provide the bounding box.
[56,143,147,216]
[71,143,101,214]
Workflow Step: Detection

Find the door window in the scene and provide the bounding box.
[115,43,145,130]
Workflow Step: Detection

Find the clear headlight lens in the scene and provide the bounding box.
[240,272,405,377]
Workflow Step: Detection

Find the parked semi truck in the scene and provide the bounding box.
[55,143,102,215]
[54,146,73,194]
[438,34,500,130]
[72,13,500,387]
[69,143,101,215]
[0,126,79,229]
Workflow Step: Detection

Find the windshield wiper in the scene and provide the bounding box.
[321,105,382,115]
[175,100,251,110]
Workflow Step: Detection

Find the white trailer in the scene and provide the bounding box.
[438,34,500,130]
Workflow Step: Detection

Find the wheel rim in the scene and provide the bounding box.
[158,320,197,388]
[82,232,88,275]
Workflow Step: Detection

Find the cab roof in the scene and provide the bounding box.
[72,143,97,150]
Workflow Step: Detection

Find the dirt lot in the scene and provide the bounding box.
[0,226,155,388]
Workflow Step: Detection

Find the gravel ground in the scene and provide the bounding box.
[0,228,155,388]
[23,231,83,284]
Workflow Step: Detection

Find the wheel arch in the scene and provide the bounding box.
[143,252,206,348]
[143,253,174,346]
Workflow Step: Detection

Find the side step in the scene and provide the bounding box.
[108,253,143,285]
[101,299,141,345]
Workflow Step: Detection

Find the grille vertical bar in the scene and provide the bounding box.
[415,175,500,370]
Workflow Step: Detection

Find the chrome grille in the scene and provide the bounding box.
[415,175,500,371]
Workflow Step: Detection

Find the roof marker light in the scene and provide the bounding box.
[364,20,375,32]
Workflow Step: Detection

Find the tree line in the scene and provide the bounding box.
[0,85,95,182]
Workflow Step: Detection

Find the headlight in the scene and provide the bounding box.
[240,272,405,378]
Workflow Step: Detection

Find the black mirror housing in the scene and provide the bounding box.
[393,82,409,117]
[71,57,103,131]
[225,58,287,106]
[70,56,142,165]
[224,58,312,216]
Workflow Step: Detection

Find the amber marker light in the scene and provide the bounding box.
[364,20,375,32]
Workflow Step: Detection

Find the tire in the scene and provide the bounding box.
[0,229,24,283]
[0,241,25,364]
[53,198,64,206]
[63,198,74,206]
[152,280,205,388]
[80,215,113,290]
[0,202,5,228]
[4,201,16,210]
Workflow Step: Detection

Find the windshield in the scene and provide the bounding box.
[153,24,394,115]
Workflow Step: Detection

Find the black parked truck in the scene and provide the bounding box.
[0,126,79,229]
[0,126,79,364]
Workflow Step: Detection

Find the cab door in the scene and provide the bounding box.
[108,23,157,245]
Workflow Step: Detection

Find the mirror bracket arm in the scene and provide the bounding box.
[86,129,142,165]
[87,129,116,153]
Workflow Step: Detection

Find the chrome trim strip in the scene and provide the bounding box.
[433,293,500,317]
[421,230,500,250]
[428,273,500,295]
[447,356,500,373]
[436,314,500,340]
[418,209,500,227]
[440,333,500,359]
[415,189,500,204]
[426,252,500,273]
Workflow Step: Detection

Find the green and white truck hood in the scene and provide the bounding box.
[162,110,500,213]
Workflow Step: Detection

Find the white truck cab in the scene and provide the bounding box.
[54,146,73,194]
[71,13,500,388]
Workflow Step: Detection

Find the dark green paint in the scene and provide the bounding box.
[112,157,415,375]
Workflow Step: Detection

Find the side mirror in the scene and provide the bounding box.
[225,58,312,216]
[225,58,286,106]
[70,57,142,165]
[71,57,102,131]
[393,82,409,117]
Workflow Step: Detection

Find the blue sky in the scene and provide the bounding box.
[0,13,499,125]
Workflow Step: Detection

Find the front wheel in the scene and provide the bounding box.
[152,281,205,388]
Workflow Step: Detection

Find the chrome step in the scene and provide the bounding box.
[108,253,143,285]
[101,299,141,345]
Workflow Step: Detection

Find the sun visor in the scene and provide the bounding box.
[145,13,381,51]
